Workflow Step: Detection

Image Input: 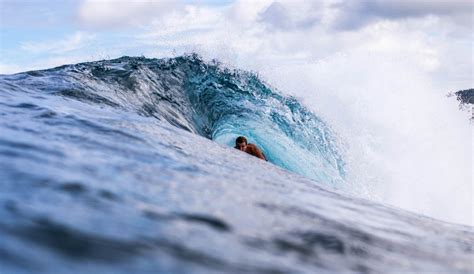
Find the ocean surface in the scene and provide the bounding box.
[0,55,472,273]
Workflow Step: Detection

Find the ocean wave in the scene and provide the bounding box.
[4,54,345,184]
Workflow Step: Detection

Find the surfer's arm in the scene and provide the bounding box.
[249,144,266,160]
[256,149,267,161]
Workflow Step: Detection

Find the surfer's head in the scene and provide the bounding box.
[235,136,247,151]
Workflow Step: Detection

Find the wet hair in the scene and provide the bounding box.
[235,136,247,145]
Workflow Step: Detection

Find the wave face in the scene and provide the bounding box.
[14,55,344,183]
[0,55,473,274]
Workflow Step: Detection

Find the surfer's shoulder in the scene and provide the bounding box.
[246,143,261,153]
[246,143,259,151]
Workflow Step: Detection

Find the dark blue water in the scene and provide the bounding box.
[0,55,472,274]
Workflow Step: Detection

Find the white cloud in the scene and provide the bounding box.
[21,31,96,54]
[227,0,273,25]
[252,0,474,32]
[258,0,327,31]
[327,0,473,31]
[76,0,184,28]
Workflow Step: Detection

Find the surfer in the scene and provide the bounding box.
[234,136,267,161]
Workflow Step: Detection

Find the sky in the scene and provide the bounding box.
[0,0,472,86]
[0,0,473,225]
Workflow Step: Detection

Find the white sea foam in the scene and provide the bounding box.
[220,51,473,226]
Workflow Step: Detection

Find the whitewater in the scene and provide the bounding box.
[0,55,472,273]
